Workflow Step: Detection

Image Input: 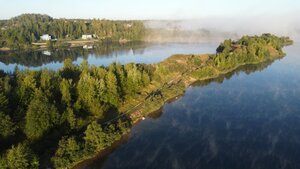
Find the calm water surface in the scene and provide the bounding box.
[81,43,300,169]
[0,42,217,72]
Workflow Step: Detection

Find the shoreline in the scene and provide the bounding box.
[71,54,285,169]
[0,47,11,51]
[0,40,219,52]
[0,39,132,52]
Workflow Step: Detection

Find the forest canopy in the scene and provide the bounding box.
[0,14,146,49]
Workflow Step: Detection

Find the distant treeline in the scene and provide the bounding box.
[0,14,146,49]
[0,34,293,169]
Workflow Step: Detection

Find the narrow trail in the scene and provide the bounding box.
[100,60,205,126]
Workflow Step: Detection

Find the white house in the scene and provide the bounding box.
[82,34,93,40]
[83,45,93,49]
[40,34,51,41]
[125,23,132,28]
[42,50,51,56]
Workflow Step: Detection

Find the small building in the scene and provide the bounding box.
[83,45,93,49]
[40,34,51,41]
[82,34,93,40]
[1,26,8,31]
[125,23,132,28]
[42,50,51,56]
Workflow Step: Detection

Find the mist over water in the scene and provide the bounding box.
[144,14,300,42]
[81,42,300,169]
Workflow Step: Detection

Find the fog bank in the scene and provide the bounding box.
[144,15,300,43]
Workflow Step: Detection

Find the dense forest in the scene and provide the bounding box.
[0,34,292,169]
[0,14,146,49]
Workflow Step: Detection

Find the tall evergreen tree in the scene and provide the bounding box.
[25,90,60,140]
[5,143,39,169]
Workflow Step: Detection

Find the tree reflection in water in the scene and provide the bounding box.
[76,58,299,169]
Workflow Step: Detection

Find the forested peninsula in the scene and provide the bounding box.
[0,34,293,169]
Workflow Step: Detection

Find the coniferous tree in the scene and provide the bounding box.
[5,143,39,169]
[84,121,106,151]
[0,112,16,139]
[25,89,60,140]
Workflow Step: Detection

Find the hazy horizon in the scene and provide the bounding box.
[0,0,299,20]
[1,0,299,41]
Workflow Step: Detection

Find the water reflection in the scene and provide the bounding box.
[0,42,217,72]
[193,58,281,87]
[0,42,148,68]
[78,55,300,169]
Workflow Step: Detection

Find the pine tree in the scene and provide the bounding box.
[6,143,39,169]
[60,79,73,106]
[106,70,119,106]
[0,112,16,139]
[84,121,106,151]
[25,89,60,140]
[52,136,82,169]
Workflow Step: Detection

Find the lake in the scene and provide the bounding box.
[0,42,217,72]
[1,42,300,169]
[77,43,300,169]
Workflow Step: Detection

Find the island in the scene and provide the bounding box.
[0,34,293,169]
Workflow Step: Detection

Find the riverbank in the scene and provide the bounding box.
[0,39,98,52]
[0,38,134,52]
[0,47,10,51]
[32,39,100,49]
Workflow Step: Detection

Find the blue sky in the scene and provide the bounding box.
[0,0,299,19]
